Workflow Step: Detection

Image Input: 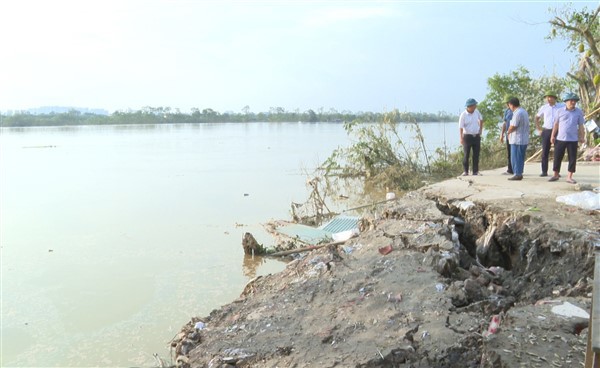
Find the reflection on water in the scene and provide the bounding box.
[242,255,286,279]
[0,122,457,367]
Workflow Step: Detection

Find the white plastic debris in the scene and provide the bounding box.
[458,201,475,211]
[332,228,359,242]
[556,191,600,211]
[386,192,396,200]
[194,321,206,330]
[551,301,590,319]
[584,119,598,132]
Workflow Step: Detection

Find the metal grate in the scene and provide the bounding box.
[320,215,360,234]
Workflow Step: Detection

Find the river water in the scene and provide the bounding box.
[0,122,456,367]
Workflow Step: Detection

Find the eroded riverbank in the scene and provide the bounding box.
[171,163,599,367]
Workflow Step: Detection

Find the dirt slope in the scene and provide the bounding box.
[171,181,599,368]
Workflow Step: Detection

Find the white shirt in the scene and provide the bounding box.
[536,102,565,129]
[459,109,483,135]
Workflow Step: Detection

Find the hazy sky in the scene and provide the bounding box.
[0,0,596,114]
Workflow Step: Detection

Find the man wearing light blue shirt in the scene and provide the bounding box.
[534,91,564,176]
[506,97,529,181]
[549,93,586,184]
[499,96,514,175]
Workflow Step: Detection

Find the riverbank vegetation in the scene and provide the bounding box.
[0,107,456,128]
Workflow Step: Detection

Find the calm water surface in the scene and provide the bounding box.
[0,122,456,367]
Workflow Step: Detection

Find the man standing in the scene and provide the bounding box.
[549,93,586,184]
[534,91,564,176]
[506,97,529,181]
[499,95,514,175]
[459,98,483,176]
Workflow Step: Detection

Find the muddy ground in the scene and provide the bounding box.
[170,169,599,368]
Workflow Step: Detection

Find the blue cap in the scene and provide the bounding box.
[465,98,478,107]
[562,92,579,102]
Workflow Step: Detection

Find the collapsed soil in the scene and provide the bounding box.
[171,182,599,367]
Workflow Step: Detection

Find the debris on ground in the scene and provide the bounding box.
[171,173,599,367]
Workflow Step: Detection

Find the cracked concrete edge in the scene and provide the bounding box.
[421,162,599,204]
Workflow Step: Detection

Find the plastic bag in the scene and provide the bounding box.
[555,191,600,210]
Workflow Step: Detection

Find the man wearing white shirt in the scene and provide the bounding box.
[534,91,564,177]
[458,98,483,176]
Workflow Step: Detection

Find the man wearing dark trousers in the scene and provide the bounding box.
[499,96,513,175]
[459,98,483,176]
[534,91,564,176]
[549,92,586,184]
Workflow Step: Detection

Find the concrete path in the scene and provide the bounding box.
[422,162,599,203]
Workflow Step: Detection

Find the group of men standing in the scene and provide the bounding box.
[459,92,586,183]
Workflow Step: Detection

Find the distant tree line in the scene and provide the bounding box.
[0,106,457,128]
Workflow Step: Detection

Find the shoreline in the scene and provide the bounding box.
[172,162,599,367]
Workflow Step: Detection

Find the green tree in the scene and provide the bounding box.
[306,109,318,122]
[548,4,600,120]
[478,67,569,140]
[202,108,218,118]
[478,67,533,134]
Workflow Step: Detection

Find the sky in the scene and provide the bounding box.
[0,0,597,115]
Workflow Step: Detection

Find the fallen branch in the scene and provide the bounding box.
[585,105,600,119]
[342,197,396,213]
[525,148,543,163]
[268,240,347,257]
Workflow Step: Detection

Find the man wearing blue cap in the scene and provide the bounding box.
[549,93,586,184]
[459,98,483,176]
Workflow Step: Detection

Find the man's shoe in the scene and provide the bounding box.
[473,172,482,176]
[502,171,513,175]
[548,176,559,182]
[508,175,523,181]
[539,173,548,177]
[461,172,468,176]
